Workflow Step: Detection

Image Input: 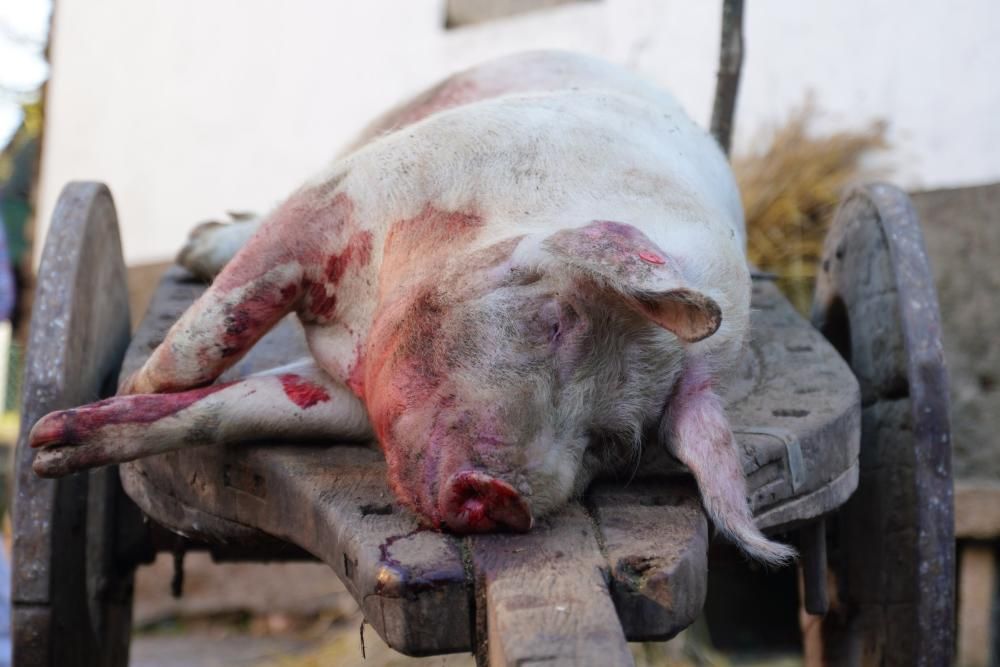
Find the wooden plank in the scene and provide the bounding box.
[589,480,707,641]
[469,504,633,667]
[799,518,829,615]
[725,278,861,531]
[957,544,997,667]
[12,605,51,666]
[955,482,1000,539]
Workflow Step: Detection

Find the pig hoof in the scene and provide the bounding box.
[177,220,227,280]
[29,413,84,478]
[28,411,72,449]
[30,411,116,478]
[32,447,73,478]
[32,443,108,478]
[178,211,258,280]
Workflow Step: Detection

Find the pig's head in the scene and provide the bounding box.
[364,220,723,534]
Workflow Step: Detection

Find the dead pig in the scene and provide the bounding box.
[29,51,794,564]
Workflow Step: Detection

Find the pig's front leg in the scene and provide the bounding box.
[30,359,372,478]
[663,358,796,566]
[123,215,306,395]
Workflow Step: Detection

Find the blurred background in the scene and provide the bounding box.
[1,1,999,665]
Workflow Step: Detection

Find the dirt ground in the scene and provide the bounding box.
[130,553,477,667]
[130,554,737,666]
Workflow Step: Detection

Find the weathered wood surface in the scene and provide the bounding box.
[589,479,708,642]
[811,183,954,667]
[12,183,136,666]
[727,277,860,530]
[957,544,996,667]
[954,481,1000,539]
[114,254,859,659]
[709,0,744,155]
[469,505,632,666]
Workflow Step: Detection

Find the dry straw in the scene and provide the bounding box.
[734,100,889,313]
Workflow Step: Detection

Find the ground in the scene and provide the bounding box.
[130,553,478,667]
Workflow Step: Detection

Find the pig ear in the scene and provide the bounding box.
[542,221,721,342]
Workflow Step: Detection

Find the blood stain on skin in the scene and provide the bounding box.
[304,229,374,320]
[326,230,373,284]
[303,280,337,320]
[383,206,483,270]
[639,250,666,265]
[211,190,361,324]
[31,383,231,448]
[279,374,331,409]
[346,345,367,399]
[365,285,451,447]
[219,285,298,357]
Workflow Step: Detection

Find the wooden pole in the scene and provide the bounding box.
[710,0,744,156]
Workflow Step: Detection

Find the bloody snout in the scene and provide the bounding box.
[439,470,533,534]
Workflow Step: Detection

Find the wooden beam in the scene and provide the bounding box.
[710,0,745,155]
[956,482,1000,539]
[957,544,997,667]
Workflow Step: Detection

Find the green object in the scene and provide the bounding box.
[0,100,42,267]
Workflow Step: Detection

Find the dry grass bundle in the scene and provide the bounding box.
[734,101,889,312]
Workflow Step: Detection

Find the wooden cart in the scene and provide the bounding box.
[9,179,953,665]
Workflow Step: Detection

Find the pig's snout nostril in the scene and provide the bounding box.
[440,470,533,534]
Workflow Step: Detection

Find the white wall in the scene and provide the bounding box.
[37,0,1000,265]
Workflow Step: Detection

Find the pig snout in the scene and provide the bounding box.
[439,470,533,533]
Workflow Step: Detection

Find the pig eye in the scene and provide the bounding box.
[509,268,543,286]
[539,300,579,347]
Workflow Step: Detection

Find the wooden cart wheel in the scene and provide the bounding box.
[811,183,954,666]
[11,183,140,666]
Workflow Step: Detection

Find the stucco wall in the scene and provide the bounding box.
[36,0,1000,264]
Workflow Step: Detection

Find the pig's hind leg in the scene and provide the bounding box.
[30,359,372,478]
[178,212,264,281]
[662,358,796,566]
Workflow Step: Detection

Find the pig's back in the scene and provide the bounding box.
[343,50,742,238]
[348,52,704,151]
[344,51,629,152]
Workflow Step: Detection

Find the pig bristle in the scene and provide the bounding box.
[694,457,798,567]
[711,508,798,567]
[739,535,798,568]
